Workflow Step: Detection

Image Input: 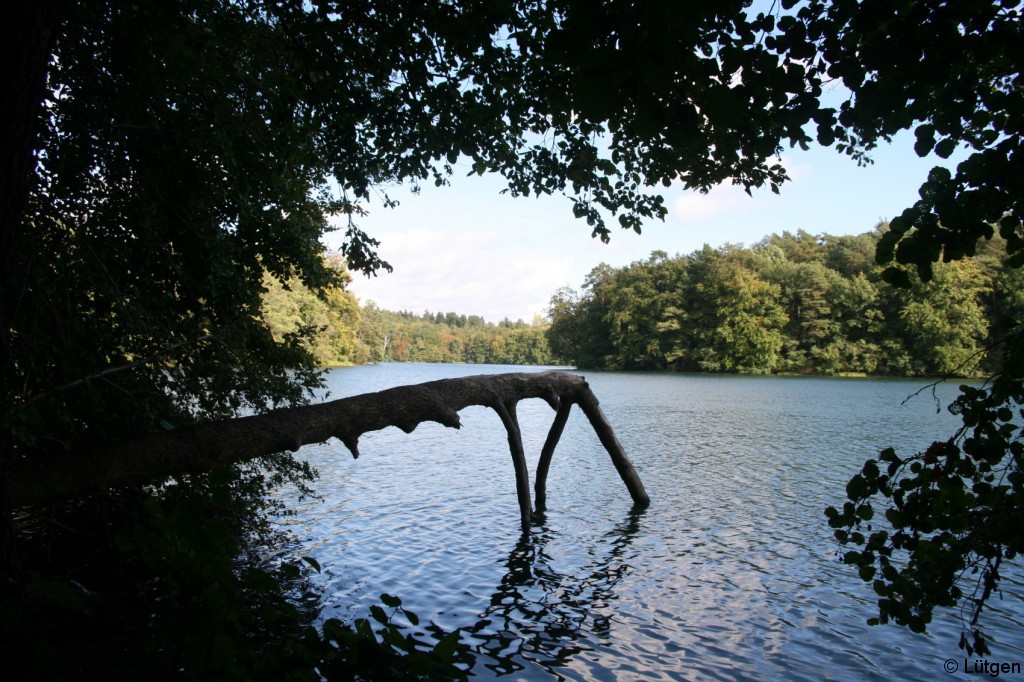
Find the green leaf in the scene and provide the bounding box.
[934,138,957,159]
[208,466,235,486]
[380,626,410,651]
[355,618,375,640]
[29,574,86,611]
[322,618,348,643]
[246,568,279,594]
[881,267,913,289]
[868,531,889,548]
[913,124,935,157]
[846,474,869,500]
[114,533,134,553]
[432,629,463,663]
[380,593,402,608]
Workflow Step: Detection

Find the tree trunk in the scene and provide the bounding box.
[1,0,67,566]
[9,371,649,533]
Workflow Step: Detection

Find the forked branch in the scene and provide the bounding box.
[9,371,649,531]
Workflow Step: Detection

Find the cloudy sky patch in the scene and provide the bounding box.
[327,131,962,323]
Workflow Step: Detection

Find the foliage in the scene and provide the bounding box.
[2,475,470,681]
[547,266,619,369]
[773,0,1024,284]
[547,227,999,378]
[2,465,317,681]
[317,593,468,681]
[14,0,805,455]
[262,252,361,367]
[355,305,553,366]
[825,363,1024,656]
[767,0,1024,654]
[5,0,1024,672]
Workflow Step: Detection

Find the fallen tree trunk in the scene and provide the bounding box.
[9,371,649,532]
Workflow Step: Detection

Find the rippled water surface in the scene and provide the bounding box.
[278,364,1024,680]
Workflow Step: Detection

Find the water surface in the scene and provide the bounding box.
[279,364,1024,680]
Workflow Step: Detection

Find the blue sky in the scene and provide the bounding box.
[324,130,961,324]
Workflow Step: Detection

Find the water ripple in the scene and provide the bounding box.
[275,365,1024,680]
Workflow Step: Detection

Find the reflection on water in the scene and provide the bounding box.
[467,511,644,679]
[278,364,1024,680]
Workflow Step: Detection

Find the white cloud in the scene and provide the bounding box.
[347,224,577,322]
[665,154,812,226]
[669,184,751,223]
[776,153,811,182]
[330,137,935,322]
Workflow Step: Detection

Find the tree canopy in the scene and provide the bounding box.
[4,0,837,456]
[547,226,1013,377]
[3,0,1024,675]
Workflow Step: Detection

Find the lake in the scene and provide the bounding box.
[278,363,1024,680]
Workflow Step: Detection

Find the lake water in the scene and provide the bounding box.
[278,363,1024,680]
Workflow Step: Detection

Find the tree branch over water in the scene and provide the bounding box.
[10,371,649,531]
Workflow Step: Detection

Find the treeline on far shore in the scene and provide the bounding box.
[263,223,1024,378]
[547,224,1024,377]
[261,256,553,367]
[356,305,553,365]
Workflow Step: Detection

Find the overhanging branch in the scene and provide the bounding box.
[9,371,650,532]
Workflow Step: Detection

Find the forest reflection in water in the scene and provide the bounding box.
[278,364,1024,681]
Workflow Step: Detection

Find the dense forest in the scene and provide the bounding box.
[548,224,1024,378]
[261,254,554,367]
[267,223,1024,379]
[356,306,553,365]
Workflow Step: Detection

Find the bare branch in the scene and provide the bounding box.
[9,372,650,533]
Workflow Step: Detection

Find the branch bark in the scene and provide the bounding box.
[9,371,649,531]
